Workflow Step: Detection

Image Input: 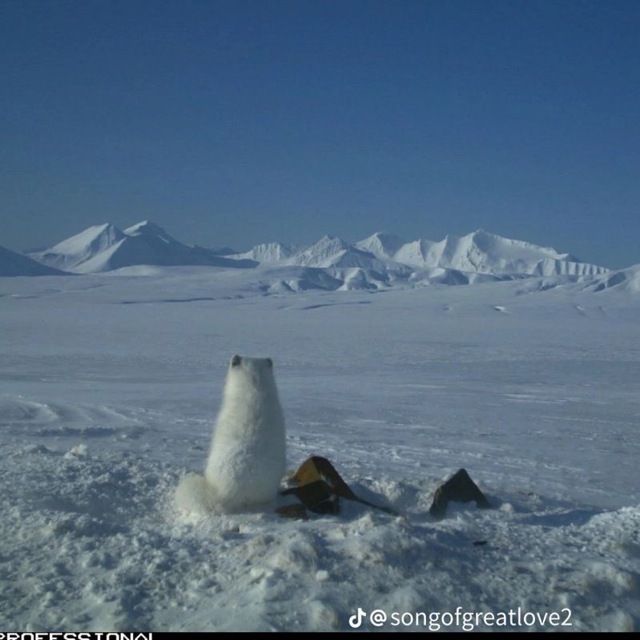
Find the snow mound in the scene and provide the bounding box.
[1,442,638,632]
[261,267,343,293]
[336,268,386,291]
[588,265,640,293]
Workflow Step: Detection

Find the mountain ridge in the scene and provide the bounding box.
[232,227,607,279]
[27,221,257,273]
[6,221,618,291]
[0,245,69,277]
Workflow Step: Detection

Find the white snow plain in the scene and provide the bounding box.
[1,267,639,632]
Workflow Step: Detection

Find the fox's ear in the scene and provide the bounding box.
[231,354,242,367]
[266,357,273,368]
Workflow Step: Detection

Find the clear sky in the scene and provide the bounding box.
[2,0,639,268]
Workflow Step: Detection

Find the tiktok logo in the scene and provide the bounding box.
[349,607,367,628]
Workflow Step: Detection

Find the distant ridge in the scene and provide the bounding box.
[354,229,601,277]
[231,228,607,278]
[20,221,616,291]
[27,221,257,273]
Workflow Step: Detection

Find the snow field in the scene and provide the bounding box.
[0,270,639,631]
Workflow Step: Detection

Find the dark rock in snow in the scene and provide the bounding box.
[429,468,492,520]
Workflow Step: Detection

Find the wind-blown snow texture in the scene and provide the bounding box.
[1,264,639,632]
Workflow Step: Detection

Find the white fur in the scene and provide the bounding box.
[175,355,286,514]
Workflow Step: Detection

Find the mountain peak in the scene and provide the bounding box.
[316,233,341,244]
[25,223,125,271]
[124,220,166,236]
[26,220,254,273]
[355,231,407,260]
[25,223,611,281]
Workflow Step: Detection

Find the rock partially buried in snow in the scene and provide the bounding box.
[429,468,492,520]
[278,455,400,518]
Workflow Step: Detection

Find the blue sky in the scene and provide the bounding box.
[2,0,639,268]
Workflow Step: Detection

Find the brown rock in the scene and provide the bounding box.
[278,456,398,517]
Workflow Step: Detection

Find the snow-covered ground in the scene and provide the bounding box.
[1,268,639,632]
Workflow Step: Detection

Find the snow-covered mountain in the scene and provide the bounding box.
[23,223,613,292]
[284,235,391,270]
[28,221,257,273]
[229,228,609,291]
[354,231,408,260]
[28,223,124,272]
[233,229,609,278]
[234,241,298,263]
[0,244,68,277]
[235,235,391,270]
[356,229,607,277]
